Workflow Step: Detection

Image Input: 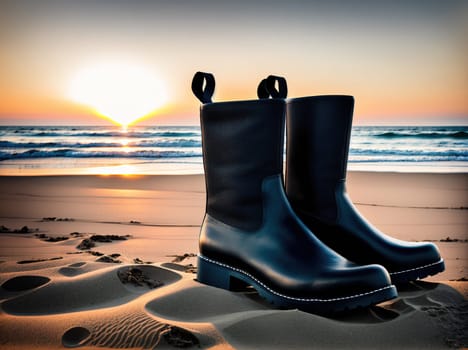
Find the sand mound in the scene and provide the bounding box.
[1,264,181,315]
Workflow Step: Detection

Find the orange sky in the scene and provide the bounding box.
[0,0,467,125]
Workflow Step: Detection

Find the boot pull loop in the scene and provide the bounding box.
[267,75,288,99]
[257,75,288,99]
[192,71,215,103]
[257,78,270,99]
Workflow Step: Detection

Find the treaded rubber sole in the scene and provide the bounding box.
[197,255,397,315]
[389,259,445,284]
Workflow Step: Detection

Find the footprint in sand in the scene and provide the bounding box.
[0,275,50,301]
[69,262,86,268]
[62,327,91,348]
[58,262,88,277]
[117,265,181,293]
[1,275,50,292]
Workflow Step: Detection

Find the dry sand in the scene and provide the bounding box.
[0,172,466,349]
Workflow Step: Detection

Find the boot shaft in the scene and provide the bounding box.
[197,75,286,231]
[286,95,354,221]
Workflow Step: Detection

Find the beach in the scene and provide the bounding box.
[0,171,467,349]
[2,0,467,347]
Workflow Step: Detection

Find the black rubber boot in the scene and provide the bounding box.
[285,95,445,284]
[192,72,397,314]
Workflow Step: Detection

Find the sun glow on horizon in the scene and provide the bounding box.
[68,62,168,127]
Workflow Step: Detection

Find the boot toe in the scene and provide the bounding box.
[322,263,392,300]
[297,263,396,313]
[389,241,445,283]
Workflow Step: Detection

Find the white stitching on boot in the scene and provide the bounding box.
[198,255,394,303]
[389,259,444,275]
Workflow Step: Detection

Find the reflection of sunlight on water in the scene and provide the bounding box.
[121,146,132,153]
[0,158,205,175]
[91,164,139,176]
[119,137,132,153]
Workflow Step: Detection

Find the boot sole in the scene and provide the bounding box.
[389,259,445,284]
[197,255,397,315]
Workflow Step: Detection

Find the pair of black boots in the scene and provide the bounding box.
[192,72,444,314]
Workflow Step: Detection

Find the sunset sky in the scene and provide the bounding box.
[0,0,467,126]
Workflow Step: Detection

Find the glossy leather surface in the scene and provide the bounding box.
[201,99,284,231]
[285,96,444,281]
[200,174,392,299]
[199,96,394,303]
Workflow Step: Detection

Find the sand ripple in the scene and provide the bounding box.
[62,312,199,349]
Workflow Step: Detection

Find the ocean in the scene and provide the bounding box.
[0,125,467,175]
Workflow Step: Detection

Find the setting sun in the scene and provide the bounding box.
[68,62,167,127]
